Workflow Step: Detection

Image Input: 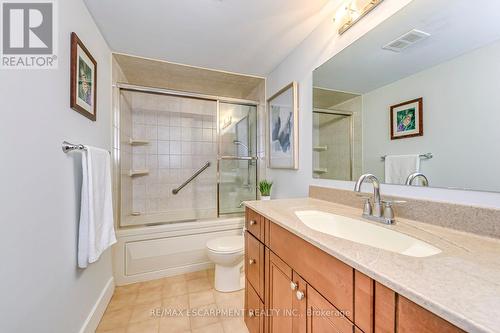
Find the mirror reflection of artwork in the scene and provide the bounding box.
[70,32,97,121]
[390,98,423,140]
[267,82,298,169]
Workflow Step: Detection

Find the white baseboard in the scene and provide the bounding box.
[79,277,115,333]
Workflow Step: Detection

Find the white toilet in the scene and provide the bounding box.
[206,235,244,292]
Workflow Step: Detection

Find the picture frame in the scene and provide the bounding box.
[390,97,423,140]
[70,32,97,121]
[267,81,299,169]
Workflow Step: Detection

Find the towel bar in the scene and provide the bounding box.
[62,141,86,153]
[381,153,433,161]
[62,141,110,154]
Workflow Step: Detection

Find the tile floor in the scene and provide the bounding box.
[96,269,248,333]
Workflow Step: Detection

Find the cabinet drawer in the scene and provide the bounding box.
[245,279,264,333]
[245,232,265,300]
[246,208,264,242]
[397,296,465,333]
[269,222,354,321]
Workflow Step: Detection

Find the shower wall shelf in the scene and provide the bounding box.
[129,169,149,177]
[129,139,150,145]
[313,146,328,152]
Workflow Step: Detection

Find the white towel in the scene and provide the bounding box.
[78,146,116,268]
[384,154,420,185]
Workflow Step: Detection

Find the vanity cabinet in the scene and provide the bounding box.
[244,208,464,333]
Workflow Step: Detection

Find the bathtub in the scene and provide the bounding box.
[113,216,244,285]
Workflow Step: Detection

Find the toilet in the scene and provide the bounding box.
[206,235,244,292]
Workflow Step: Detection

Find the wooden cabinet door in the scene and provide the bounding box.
[267,251,295,333]
[397,296,465,333]
[246,279,264,333]
[306,285,354,333]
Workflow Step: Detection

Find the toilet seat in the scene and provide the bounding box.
[206,235,243,253]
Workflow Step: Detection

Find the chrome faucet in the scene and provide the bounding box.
[354,174,382,217]
[354,174,405,225]
[405,172,429,186]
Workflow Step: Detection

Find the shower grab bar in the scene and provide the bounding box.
[219,156,258,160]
[172,161,211,195]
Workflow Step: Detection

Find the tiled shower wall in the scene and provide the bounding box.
[121,92,218,225]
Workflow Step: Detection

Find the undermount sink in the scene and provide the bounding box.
[295,210,441,258]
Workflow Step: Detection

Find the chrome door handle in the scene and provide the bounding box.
[296,290,305,301]
[290,282,297,290]
[249,220,257,226]
[248,259,256,265]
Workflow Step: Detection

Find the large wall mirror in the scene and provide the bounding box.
[313,0,500,192]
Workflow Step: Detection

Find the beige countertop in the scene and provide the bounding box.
[245,198,500,333]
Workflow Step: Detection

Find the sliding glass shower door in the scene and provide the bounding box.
[218,102,258,215]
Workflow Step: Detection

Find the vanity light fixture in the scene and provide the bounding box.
[335,0,384,35]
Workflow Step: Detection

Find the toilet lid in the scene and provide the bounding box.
[206,236,244,253]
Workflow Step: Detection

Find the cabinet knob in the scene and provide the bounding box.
[290,281,298,290]
[296,290,305,301]
[248,258,256,265]
[249,220,257,226]
[248,310,255,317]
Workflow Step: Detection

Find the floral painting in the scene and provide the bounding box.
[267,82,299,169]
[390,98,423,140]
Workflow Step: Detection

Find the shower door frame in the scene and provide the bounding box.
[313,108,354,181]
[217,101,259,217]
[113,83,259,226]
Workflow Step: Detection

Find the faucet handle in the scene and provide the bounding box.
[382,199,407,206]
[361,197,372,216]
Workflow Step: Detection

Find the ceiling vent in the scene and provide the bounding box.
[382,29,430,52]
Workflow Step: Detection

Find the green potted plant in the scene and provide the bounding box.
[258,180,273,200]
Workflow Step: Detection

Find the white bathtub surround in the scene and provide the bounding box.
[113,217,244,285]
[206,235,245,292]
[78,146,116,268]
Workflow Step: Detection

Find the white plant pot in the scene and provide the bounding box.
[261,196,271,201]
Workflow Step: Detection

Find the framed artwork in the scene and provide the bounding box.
[70,32,97,121]
[267,82,299,169]
[390,97,423,140]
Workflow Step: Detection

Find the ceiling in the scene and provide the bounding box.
[84,0,340,76]
[314,0,500,94]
